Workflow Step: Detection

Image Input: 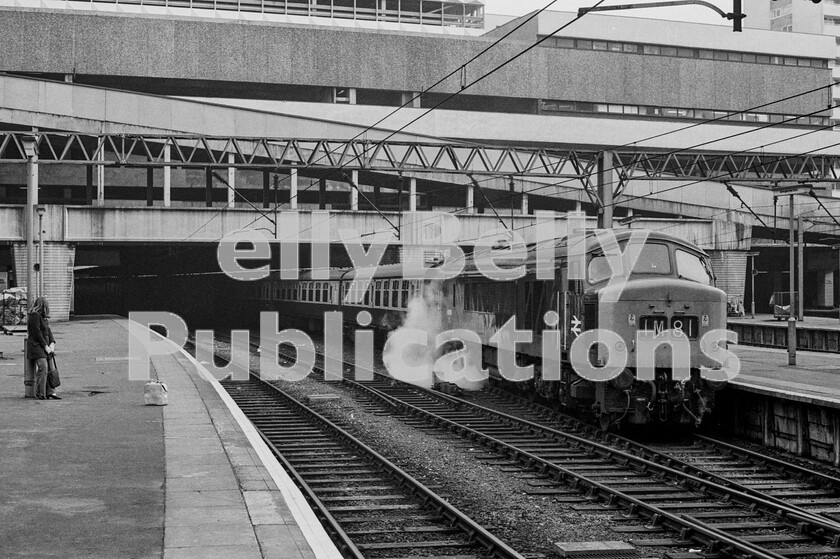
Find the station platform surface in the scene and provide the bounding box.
[729,314,840,331]
[0,316,340,559]
[730,344,840,409]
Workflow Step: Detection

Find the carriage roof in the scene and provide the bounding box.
[279,229,707,282]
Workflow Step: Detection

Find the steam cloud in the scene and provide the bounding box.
[382,282,487,391]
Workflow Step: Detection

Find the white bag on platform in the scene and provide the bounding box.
[144,380,168,406]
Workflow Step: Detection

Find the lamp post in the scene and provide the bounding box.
[772,184,812,366]
[788,193,796,365]
[36,206,45,299]
[21,135,38,311]
[746,251,761,319]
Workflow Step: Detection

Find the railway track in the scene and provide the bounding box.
[218,374,526,559]
[205,334,840,558]
[340,374,840,559]
[480,388,840,523]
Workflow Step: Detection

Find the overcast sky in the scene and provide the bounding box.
[481,0,727,25]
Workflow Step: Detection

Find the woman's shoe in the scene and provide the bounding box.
[47,394,61,400]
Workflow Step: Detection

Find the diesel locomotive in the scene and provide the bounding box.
[244,229,730,429]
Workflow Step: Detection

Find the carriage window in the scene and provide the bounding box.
[374,280,382,306]
[401,281,410,308]
[316,282,323,302]
[391,280,400,307]
[364,284,371,306]
[676,249,712,285]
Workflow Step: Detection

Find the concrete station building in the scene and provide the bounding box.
[0,0,839,321]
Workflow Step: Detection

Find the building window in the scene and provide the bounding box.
[539,99,828,127]
[542,36,827,70]
[334,88,353,104]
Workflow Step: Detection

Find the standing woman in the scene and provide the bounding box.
[28,297,59,400]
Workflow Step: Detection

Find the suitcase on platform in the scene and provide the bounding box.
[144,380,168,406]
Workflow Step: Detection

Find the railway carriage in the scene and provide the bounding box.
[245,229,729,429]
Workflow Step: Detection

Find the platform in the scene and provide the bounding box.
[731,344,840,409]
[0,316,341,559]
[728,314,840,353]
[717,344,840,466]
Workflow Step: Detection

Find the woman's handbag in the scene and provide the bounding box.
[47,354,61,389]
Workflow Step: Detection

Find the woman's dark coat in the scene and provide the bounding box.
[27,311,54,360]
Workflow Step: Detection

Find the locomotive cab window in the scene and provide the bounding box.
[632,243,671,275]
[675,249,712,285]
[588,242,672,283]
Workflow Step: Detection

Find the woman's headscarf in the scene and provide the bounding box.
[31,297,50,318]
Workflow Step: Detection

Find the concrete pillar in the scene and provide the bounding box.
[466,182,474,214]
[597,151,614,229]
[290,169,298,210]
[575,200,582,212]
[227,153,236,209]
[409,177,417,212]
[96,161,105,206]
[521,193,529,215]
[817,269,834,307]
[350,170,359,210]
[163,145,171,207]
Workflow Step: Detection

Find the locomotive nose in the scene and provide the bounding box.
[600,277,727,304]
